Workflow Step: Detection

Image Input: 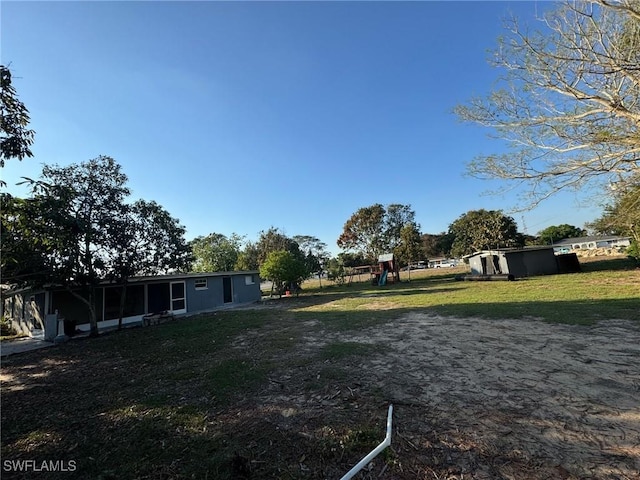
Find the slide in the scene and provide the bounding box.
[378,270,388,286]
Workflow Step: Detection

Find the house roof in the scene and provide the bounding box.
[127,271,259,284]
[551,235,631,246]
[1,271,260,295]
[463,246,554,258]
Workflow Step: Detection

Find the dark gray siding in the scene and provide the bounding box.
[506,250,558,277]
[185,273,260,313]
[468,249,558,278]
[232,273,261,304]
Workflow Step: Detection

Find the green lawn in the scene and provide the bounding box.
[1,257,638,479]
[297,257,639,325]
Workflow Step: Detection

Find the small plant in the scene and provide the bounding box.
[626,240,640,265]
[1,316,17,337]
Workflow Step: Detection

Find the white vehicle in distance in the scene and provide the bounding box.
[431,259,458,268]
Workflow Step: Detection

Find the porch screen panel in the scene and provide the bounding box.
[148,283,170,313]
[104,286,145,320]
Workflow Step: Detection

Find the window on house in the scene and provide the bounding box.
[195,279,207,290]
[245,275,255,285]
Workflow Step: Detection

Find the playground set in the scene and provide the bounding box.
[347,253,401,286]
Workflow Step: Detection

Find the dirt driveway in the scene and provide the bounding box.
[270,313,640,479]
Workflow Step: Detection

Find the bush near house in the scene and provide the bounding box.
[1,317,18,337]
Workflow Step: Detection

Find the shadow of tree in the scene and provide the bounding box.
[2,291,639,479]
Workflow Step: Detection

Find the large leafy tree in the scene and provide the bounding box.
[2,156,191,336]
[190,233,244,272]
[293,235,329,287]
[109,200,191,329]
[235,241,259,271]
[1,65,35,167]
[537,224,587,245]
[421,232,454,258]
[1,186,75,285]
[337,252,368,268]
[337,204,386,261]
[256,227,303,266]
[448,209,524,258]
[259,250,307,297]
[395,223,425,267]
[337,203,417,261]
[455,1,640,209]
[5,156,130,336]
[384,204,417,251]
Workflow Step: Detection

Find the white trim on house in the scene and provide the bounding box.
[551,236,631,252]
[170,281,187,315]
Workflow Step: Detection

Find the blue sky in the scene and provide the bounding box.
[1,1,601,254]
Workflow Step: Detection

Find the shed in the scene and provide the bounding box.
[465,247,559,278]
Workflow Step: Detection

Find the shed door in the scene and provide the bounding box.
[491,255,502,274]
[223,276,233,304]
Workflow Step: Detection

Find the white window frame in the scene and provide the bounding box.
[194,278,208,290]
[170,281,187,314]
[245,275,255,285]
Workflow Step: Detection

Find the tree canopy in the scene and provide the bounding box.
[293,235,329,286]
[235,241,259,271]
[259,250,307,297]
[588,174,640,258]
[421,232,454,259]
[1,65,35,167]
[395,223,425,266]
[1,156,190,336]
[448,209,523,258]
[337,203,419,262]
[256,227,303,266]
[191,233,244,272]
[455,1,640,209]
[537,224,587,245]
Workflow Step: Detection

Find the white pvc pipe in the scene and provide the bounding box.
[339,405,393,480]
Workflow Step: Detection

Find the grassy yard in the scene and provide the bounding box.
[1,257,638,479]
[297,257,639,325]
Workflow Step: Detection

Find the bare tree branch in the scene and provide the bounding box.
[456,1,640,209]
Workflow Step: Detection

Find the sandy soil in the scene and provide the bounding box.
[281,314,640,479]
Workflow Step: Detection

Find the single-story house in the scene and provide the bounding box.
[2,271,261,338]
[465,247,559,278]
[551,235,631,253]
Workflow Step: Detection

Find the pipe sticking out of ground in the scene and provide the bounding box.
[339,405,393,480]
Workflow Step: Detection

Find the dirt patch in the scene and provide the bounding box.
[262,314,640,479]
[2,310,638,479]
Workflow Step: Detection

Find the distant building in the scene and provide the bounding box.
[551,236,631,253]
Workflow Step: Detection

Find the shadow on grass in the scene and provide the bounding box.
[2,292,639,479]
[579,256,638,272]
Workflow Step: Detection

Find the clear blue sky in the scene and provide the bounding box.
[1,1,601,254]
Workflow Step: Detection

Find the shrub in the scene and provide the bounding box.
[1,317,17,337]
[626,240,640,265]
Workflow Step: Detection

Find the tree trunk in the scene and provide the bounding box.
[117,281,128,330]
[88,287,98,337]
[68,286,99,337]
